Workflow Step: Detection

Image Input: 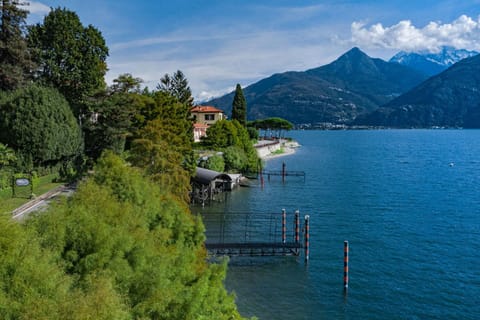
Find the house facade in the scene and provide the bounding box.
[191,105,226,142]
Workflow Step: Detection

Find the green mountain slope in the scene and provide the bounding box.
[357,53,480,128]
[208,47,427,124]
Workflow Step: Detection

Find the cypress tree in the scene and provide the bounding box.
[231,83,247,127]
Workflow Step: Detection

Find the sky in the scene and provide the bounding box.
[24,0,480,102]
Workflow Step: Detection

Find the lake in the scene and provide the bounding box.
[192,130,480,319]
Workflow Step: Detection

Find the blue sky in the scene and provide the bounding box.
[25,0,480,101]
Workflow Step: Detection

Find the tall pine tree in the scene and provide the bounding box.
[157,70,194,108]
[0,0,34,90]
[231,83,247,127]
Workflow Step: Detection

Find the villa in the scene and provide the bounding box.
[191,105,226,142]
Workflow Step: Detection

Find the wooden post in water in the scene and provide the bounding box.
[304,215,310,262]
[282,162,286,183]
[344,241,349,290]
[282,209,286,243]
[294,210,300,243]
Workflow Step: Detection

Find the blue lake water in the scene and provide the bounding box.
[192,130,480,319]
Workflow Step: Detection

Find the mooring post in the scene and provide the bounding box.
[282,162,286,183]
[344,240,349,290]
[294,210,300,243]
[304,215,310,262]
[282,209,287,243]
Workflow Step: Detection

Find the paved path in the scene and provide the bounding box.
[12,184,75,221]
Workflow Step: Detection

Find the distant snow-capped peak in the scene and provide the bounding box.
[389,46,479,76]
[391,46,478,67]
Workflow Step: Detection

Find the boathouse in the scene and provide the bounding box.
[191,167,235,204]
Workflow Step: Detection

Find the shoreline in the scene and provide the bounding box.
[260,140,300,160]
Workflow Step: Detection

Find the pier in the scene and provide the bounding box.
[199,209,310,260]
[260,162,306,182]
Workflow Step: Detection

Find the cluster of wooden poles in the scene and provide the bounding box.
[281,209,309,262]
[281,209,350,290]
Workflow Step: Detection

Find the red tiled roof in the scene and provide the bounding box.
[191,105,224,113]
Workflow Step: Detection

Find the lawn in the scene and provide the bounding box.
[0,174,64,215]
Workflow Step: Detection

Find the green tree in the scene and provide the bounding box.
[203,120,259,172]
[223,145,247,172]
[110,72,143,94]
[0,142,15,167]
[0,213,131,319]
[251,117,293,138]
[129,118,193,202]
[0,0,35,90]
[199,154,225,172]
[231,83,247,127]
[157,69,194,108]
[26,152,246,319]
[83,92,134,160]
[28,7,108,116]
[83,74,144,160]
[202,120,240,149]
[0,84,83,168]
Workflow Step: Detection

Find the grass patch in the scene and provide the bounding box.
[0,174,63,215]
[270,148,285,155]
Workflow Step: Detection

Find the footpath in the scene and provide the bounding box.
[12,184,74,220]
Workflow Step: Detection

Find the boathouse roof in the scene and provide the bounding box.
[193,167,232,185]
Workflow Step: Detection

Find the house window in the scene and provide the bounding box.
[205,114,215,121]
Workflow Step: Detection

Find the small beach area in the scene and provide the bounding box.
[257,139,300,160]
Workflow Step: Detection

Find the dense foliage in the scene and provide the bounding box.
[0,3,253,319]
[0,0,34,90]
[130,91,196,194]
[0,84,83,169]
[83,88,135,160]
[199,154,225,172]
[0,142,15,189]
[28,7,109,116]
[3,152,243,319]
[0,142,15,167]
[202,120,259,172]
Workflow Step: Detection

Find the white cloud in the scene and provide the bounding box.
[351,14,480,52]
[22,1,50,15]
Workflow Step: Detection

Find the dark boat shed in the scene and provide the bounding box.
[191,167,232,205]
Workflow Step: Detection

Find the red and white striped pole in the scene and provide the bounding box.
[344,240,349,290]
[304,215,310,262]
[294,210,300,243]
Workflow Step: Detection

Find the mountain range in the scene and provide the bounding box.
[356,53,480,128]
[208,46,480,128]
[389,46,478,76]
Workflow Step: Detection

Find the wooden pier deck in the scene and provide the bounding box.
[198,210,310,260]
[206,242,302,257]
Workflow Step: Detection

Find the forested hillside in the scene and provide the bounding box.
[356,53,480,128]
[208,48,427,125]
